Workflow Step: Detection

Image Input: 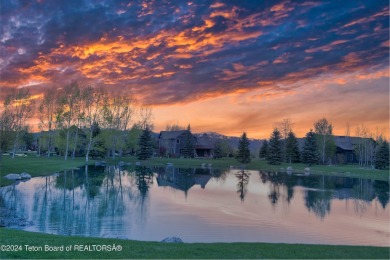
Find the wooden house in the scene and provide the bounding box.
[158,131,215,158]
[158,130,196,157]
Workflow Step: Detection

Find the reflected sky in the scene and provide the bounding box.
[0,166,388,246]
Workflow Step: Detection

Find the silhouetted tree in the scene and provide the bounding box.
[375,141,389,169]
[301,129,318,166]
[314,118,333,164]
[137,126,153,160]
[213,140,223,159]
[236,132,251,164]
[182,124,194,158]
[259,140,268,159]
[285,131,300,163]
[267,129,282,165]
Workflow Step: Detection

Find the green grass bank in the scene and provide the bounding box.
[1,155,389,187]
[0,229,388,259]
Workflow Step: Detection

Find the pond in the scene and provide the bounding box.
[0,165,389,246]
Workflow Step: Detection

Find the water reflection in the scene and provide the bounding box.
[235,170,250,201]
[257,171,389,219]
[0,166,388,245]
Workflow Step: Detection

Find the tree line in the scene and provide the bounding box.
[0,81,153,162]
[236,118,389,170]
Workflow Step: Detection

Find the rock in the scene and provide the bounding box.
[95,161,106,167]
[161,237,183,243]
[4,174,21,180]
[118,161,125,166]
[304,167,311,175]
[136,162,141,166]
[20,172,32,179]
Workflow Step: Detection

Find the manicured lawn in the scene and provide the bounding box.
[0,229,388,259]
[0,154,92,187]
[106,157,389,181]
[1,155,388,187]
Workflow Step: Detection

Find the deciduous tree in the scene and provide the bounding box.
[314,118,333,164]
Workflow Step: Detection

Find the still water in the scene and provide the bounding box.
[1,165,389,246]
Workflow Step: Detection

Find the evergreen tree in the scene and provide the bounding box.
[285,131,300,163]
[301,129,318,166]
[236,132,251,164]
[181,124,194,158]
[259,140,268,159]
[268,128,282,165]
[375,141,389,169]
[137,126,153,160]
[213,140,223,159]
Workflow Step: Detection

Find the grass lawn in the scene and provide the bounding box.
[0,229,388,259]
[0,154,93,187]
[106,156,389,181]
[0,155,388,187]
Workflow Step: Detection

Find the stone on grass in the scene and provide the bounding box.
[161,237,183,243]
[4,174,21,180]
[20,173,32,179]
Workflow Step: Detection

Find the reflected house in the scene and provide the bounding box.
[158,131,215,158]
[156,167,212,194]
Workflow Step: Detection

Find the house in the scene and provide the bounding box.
[194,133,215,158]
[334,136,356,164]
[158,131,215,158]
[158,130,196,157]
[334,136,375,164]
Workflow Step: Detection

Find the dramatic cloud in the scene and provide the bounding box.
[0,0,388,137]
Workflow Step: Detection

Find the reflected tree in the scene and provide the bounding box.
[235,170,251,201]
[134,166,154,198]
[304,176,333,219]
[373,181,390,209]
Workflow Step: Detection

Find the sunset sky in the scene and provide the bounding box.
[1,0,389,138]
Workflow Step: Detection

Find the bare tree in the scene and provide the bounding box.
[4,89,34,159]
[137,107,153,130]
[102,91,133,158]
[57,81,81,160]
[165,123,184,131]
[314,118,333,164]
[39,87,58,157]
[82,86,106,163]
[276,118,294,162]
[0,104,15,160]
[355,124,375,167]
[345,122,351,137]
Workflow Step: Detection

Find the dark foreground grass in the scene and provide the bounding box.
[0,229,388,259]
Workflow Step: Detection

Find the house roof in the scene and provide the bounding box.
[159,130,187,139]
[334,136,354,151]
[195,134,215,149]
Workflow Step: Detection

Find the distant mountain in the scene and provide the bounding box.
[195,132,264,155]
